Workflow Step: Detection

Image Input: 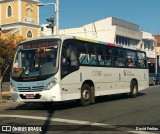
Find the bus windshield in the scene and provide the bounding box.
[11,39,61,81]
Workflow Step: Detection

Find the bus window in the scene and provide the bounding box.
[126,50,137,67]
[104,46,112,66]
[137,52,147,68]
[78,41,88,64]
[87,44,97,65]
[97,45,105,65]
[113,48,125,67]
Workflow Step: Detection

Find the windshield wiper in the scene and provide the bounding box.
[18,66,29,80]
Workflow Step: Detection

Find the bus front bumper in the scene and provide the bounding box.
[11,84,62,102]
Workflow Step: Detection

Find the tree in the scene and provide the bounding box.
[0,35,25,103]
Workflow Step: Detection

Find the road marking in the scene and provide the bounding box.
[0,114,108,125]
[0,114,157,134]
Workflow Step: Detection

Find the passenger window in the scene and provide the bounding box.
[137,52,147,68]
[113,48,125,67]
[78,42,88,64]
[88,44,97,65]
[104,46,112,66]
[126,50,137,67]
[97,45,105,65]
[78,41,97,65]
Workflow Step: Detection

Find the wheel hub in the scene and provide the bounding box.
[82,90,90,100]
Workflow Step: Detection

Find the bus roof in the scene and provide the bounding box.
[21,35,115,46]
[19,35,144,52]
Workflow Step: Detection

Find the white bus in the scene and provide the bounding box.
[10,35,149,106]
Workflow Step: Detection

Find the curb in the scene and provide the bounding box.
[1,91,11,95]
[0,91,11,103]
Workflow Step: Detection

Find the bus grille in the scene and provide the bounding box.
[17,86,44,92]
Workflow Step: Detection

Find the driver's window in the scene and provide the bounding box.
[62,39,78,66]
[61,39,78,78]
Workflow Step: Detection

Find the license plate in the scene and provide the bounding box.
[25,94,35,99]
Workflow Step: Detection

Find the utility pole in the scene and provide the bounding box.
[37,0,59,35]
[56,0,59,35]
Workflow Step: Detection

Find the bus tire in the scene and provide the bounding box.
[80,84,92,106]
[130,80,138,98]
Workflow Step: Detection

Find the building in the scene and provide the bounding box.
[41,17,143,49]
[154,35,160,73]
[154,35,160,55]
[142,31,156,73]
[39,24,52,37]
[0,0,40,40]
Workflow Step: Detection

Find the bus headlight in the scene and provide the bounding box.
[10,83,17,92]
[45,81,57,90]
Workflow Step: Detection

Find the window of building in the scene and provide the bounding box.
[27,30,33,38]
[41,27,44,31]
[7,5,12,17]
[116,35,138,48]
[144,40,154,51]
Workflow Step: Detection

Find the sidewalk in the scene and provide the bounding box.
[1,91,11,103]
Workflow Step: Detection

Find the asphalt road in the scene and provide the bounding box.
[0,85,160,134]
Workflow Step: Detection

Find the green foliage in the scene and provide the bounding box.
[0,35,25,70]
[0,39,15,69]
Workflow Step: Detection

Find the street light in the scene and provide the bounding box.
[37,0,59,35]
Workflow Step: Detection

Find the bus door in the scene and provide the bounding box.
[60,39,80,100]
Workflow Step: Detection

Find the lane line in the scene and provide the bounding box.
[0,114,108,125]
[0,114,157,134]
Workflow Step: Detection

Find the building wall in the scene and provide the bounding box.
[142,31,156,59]
[40,24,52,36]
[58,17,142,48]
[154,35,160,55]
[1,1,19,24]
[58,18,117,43]
[21,27,38,40]
[21,1,39,25]
[0,0,40,40]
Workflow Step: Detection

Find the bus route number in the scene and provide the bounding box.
[92,71,102,76]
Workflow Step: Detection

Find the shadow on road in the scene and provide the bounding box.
[95,92,146,104]
[39,107,54,134]
[5,101,81,133]
[6,100,80,111]
[6,92,146,111]
[3,92,146,133]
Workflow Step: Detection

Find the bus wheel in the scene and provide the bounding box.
[130,81,138,98]
[80,84,91,106]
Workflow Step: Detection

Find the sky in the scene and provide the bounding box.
[39,0,160,35]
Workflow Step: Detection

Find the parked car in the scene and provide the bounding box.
[149,73,156,86]
[153,73,160,85]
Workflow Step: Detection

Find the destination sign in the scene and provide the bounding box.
[22,40,59,49]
